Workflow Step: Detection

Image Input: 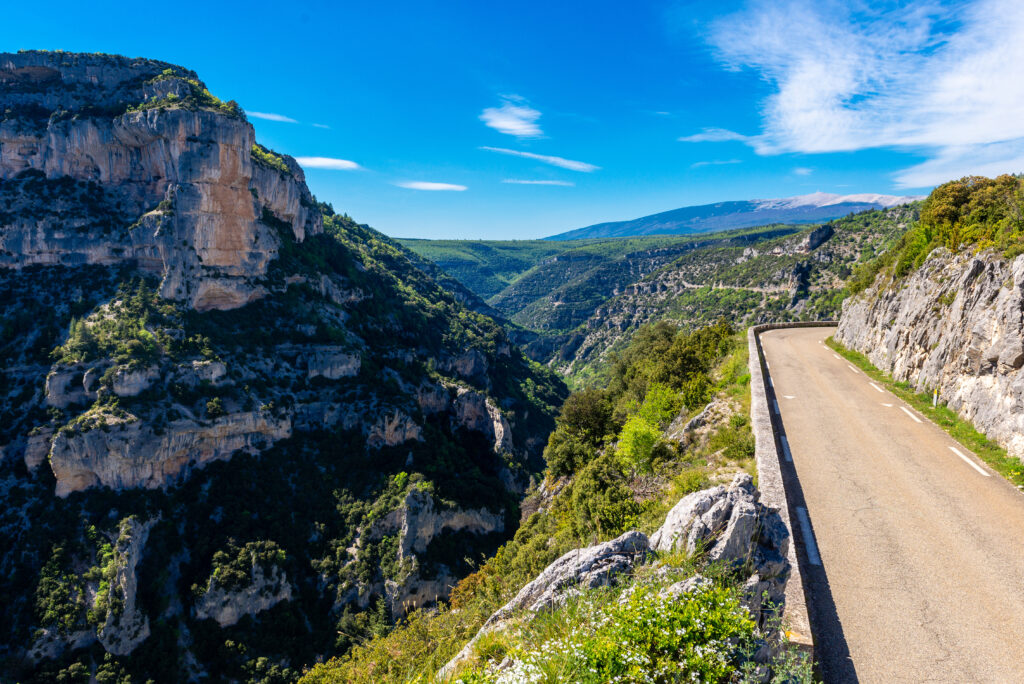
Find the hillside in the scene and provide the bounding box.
[546,192,922,240]
[557,205,917,381]
[0,51,565,680]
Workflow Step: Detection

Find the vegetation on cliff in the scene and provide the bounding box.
[301,321,764,682]
[850,174,1024,295]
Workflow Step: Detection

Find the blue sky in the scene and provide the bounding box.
[5,1,1024,238]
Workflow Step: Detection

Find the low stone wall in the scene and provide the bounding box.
[747,322,835,656]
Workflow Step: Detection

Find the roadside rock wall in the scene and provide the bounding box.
[837,249,1024,458]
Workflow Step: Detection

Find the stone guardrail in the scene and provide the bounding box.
[748,321,836,658]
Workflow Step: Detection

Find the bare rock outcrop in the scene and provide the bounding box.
[195,563,292,628]
[49,410,291,496]
[837,249,1024,459]
[438,530,648,680]
[97,517,156,655]
[0,51,321,312]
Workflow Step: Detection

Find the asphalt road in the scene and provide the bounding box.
[760,326,1024,683]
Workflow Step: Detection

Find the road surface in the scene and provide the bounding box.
[760,326,1024,683]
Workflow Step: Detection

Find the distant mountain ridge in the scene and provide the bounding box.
[546,192,923,240]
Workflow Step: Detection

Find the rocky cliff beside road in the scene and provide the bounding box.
[838,247,1024,459]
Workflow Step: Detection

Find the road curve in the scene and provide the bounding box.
[761,326,1024,684]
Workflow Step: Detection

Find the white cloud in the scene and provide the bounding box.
[480,96,542,138]
[295,157,361,170]
[793,167,813,176]
[396,181,468,191]
[689,0,1024,186]
[312,123,331,129]
[247,111,298,123]
[480,146,600,172]
[502,179,575,186]
[679,128,757,145]
[690,159,742,168]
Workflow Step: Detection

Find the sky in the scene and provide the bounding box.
[5,0,1024,239]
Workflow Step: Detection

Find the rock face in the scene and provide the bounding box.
[195,563,292,628]
[49,410,292,497]
[353,488,506,617]
[98,517,156,655]
[837,248,1024,459]
[0,50,321,311]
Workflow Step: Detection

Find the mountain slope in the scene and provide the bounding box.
[0,51,565,680]
[547,192,922,240]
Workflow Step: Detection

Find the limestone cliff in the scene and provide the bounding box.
[0,50,321,311]
[0,52,566,680]
[837,248,1024,458]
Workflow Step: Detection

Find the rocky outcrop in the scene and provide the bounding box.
[438,530,648,680]
[195,563,292,628]
[305,347,360,379]
[649,474,789,601]
[837,248,1024,459]
[439,476,794,679]
[98,517,156,655]
[28,516,158,661]
[110,365,159,397]
[453,388,512,454]
[49,410,291,496]
[0,50,321,311]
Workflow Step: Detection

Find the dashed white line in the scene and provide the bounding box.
[900,406,923,423]
[832,353,842,360]
[796,506,822,566]
[780,435,793,462]
[847,364,860,374]
[882,403,894,407]
[949,446,990,477]
[783,395,796,399]
[868,382,884,393]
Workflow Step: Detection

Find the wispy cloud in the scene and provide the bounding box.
[690,158,742,168]
[295,156,361,170]
[502,179,575,186]
[793,167,813,176]
[480,146,600,172]
[396,181,468,191]
[312,123,331,129]
[679,128,757,144]
[247,111,298,123]
[689,0,1024,187]
[480,96,542,138]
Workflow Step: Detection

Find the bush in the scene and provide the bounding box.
[571,453,638,538]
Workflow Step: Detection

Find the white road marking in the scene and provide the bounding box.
[869,382,884,393]
[772,399,780,414]
[882,403,894,407]
[832,353,842,360]
[847,364,860,374]
[766,361,771,369]
[796,507,822,566]
[900,406,923,423]
[780,435,792,462]
[949,446,990,477]
[783,395,796,399]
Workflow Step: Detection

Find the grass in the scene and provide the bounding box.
[826,336,1024,488]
